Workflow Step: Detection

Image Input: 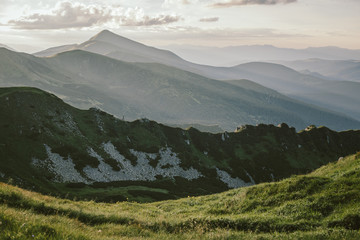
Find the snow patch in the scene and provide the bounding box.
[216,168,254,188]
[99,142,202,181]
[32,143,203,184]
[32,145,88,183]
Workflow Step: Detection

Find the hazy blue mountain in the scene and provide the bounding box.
[33,31,360,122]
[0,44,16,51]
[34,30,193,68]
[1,47,359,131]
[33,30,264,81]
[225,62,360,121]
[278,59,360,82]
[163,44,360,66]
[33,44,78,57]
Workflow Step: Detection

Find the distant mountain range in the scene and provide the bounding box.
[278,59,360,82]
[33,30,360,122]
[1,47,359,131]
[162,44,360,67]
[2,87,360,201]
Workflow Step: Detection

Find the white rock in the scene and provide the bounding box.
[32,145,88,183]
[216,168,254,188]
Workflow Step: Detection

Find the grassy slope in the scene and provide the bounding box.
[1,152,360,239]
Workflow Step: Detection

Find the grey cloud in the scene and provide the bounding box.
[154,26,309,42]
[199,17,219,22]
[121,15,181,26]
[211,0,297,7]
[8,1,181,29]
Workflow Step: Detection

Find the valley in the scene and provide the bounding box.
[0,11,359,238]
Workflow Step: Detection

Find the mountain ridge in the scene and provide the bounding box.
[4,47,360,131]
[32,30,360,121]
[0,43,16,51]
[2,86,360,202]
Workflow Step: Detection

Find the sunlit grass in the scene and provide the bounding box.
[1,152,360,239]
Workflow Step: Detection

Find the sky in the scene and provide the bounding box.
[0,0,359,53]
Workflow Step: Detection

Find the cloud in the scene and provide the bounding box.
[8,1,181,29]
[211,0,297,7]
[199,17,219,22]
[120,15,181,27]
[119,7,181,26]
[162,0,199,8]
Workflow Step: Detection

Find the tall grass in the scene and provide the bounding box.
[1,153,360,239]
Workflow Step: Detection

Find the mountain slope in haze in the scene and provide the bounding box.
[1,142,360,239]
[3,48,359,131]
[0,44,16,51]
[2,87,360,202]
[33,44,78,57]
[228,62,360,121]
[35,30,192,69]
[34,30,360,121]
[164,44,360,66]
[279,59,360,82]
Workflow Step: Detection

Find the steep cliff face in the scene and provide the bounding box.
[1,87,360,202]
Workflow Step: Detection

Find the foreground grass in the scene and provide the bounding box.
[1,153,360,239]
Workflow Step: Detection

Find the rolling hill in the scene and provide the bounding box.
[1,87,360,202]
[2,48,359,131]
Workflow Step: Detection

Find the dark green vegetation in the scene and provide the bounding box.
[1,87,360,203]
[1,47,360,131]
[1,152,360,239]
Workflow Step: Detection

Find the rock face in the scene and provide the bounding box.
[1,87,360,202]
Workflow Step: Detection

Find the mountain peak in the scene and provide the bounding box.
[97,29,114,36]
[89,29,131,44]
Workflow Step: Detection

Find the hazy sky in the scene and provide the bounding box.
[0,0,359,52]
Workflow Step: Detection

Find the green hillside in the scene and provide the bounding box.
[1,87,360,203]
[1,152,359,239]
